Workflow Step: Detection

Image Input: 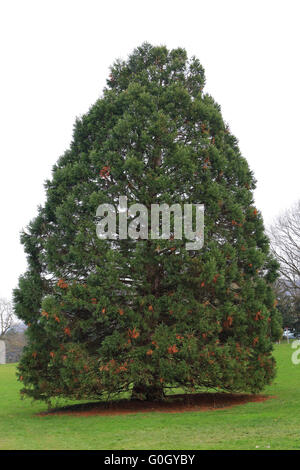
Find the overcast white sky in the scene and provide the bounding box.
[0,0,299,302]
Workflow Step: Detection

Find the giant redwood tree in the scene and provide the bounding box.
[14,44,282,402]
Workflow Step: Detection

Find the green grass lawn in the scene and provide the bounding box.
[0,342,299,450]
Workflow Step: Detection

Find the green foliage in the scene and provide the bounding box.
[14,43,281,402]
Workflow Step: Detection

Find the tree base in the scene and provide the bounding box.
[131,383,165,401]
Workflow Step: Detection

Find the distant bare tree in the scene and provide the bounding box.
[0,298,18,338]
[4,328,27,362]
[269,201,300,300]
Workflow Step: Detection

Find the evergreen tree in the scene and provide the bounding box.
[14,43,282,402]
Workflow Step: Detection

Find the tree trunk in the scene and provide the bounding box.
[131,383,165,401]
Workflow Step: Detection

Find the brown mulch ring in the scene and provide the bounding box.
[38,392,275,417]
